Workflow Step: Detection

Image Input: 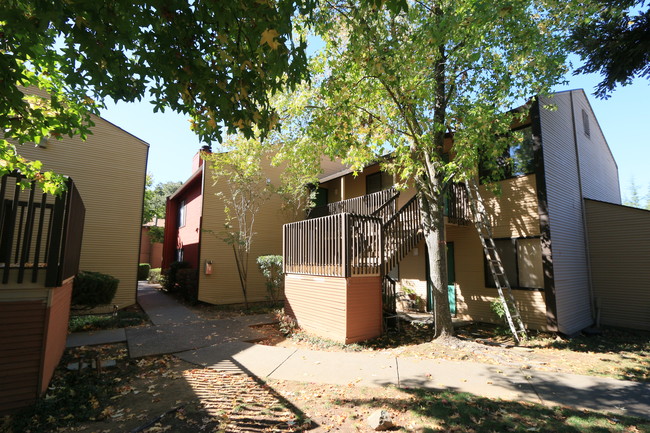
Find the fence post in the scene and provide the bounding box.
[342,213,349,278]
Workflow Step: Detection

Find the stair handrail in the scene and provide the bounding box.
[370,190,400,222]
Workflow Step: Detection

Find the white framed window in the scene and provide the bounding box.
[177,200,186,228]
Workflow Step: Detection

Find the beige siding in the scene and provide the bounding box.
[585,200,650,330]
[481,175,540,238]
[539,92,593,335]
[198,157,296,304]
[284,274,347,341]
[285,274,382,343]
[17,115,149,307]
[447,225,549,330]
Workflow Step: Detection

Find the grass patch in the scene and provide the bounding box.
[68,310,148,333]
[343,387,650,432]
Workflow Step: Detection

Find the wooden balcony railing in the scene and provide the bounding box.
[0,173,85,287]
[283,213,382,277]
[445,182,472,225]
[307,188,398,219]
[382,195,423,275]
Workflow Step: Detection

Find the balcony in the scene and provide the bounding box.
[0,173,85,288]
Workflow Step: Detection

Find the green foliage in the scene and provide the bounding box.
[257,255,284,302]
[490,299,507,323]
[143,175,183,224]
[1,0,313,191]
[72,271,119,309]
[148,225,165,244]
[163,261,197,303]
[138,263,151,281]
[68,311,148,333]
[148,268,163,284]
[285,0,585,336]
[571,0,649,98]
[204,136,275,309]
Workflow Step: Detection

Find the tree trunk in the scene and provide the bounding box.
[417,169,454,338]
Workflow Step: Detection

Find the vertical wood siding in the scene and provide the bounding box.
[17,114,149,308]
[585,200,650,330]
[538,92,593,335]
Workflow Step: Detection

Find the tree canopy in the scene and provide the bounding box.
[143,175,183,224]
[282,0,582,336]
[571,0,650,98]
[1,0,312,192]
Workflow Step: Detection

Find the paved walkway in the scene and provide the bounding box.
[67,283,650,420]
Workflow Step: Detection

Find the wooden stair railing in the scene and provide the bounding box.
[381,195,423,276]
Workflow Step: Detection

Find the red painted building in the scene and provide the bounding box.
[162,150,207,271]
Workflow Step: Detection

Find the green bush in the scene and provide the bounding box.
[163,261,191,293]
[176,268,199,304]
[72,271,119,308]
[257,255,284,303]
[138,263,151,281]
[148,267,162,284]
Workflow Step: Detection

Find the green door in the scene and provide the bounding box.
[447,242,456,316]
[425,243,457,315]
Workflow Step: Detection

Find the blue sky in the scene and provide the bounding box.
[99,68,649,202]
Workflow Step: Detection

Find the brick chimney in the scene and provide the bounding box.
[191,145,212,172]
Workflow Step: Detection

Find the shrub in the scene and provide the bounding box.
[148,268,162,284]
[176,268,199,304]
[163,261,191,293]
[257,255,284,302]
[138,263,151,281]
[72,271,119,309]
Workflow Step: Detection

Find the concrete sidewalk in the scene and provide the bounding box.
[67,282,650,420]
[176,340,650,420]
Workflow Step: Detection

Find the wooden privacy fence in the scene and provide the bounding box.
[283,213,382,277]
[308,188,398,219]
[0,173,85,287]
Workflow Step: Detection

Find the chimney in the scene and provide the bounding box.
[191,145,212,172]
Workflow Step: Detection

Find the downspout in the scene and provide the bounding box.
[569,91,597,327]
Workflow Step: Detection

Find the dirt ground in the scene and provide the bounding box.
[3,310,648,433]
[250,322,649,383]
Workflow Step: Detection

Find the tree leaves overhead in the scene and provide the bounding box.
[571,0,650,98]
[1,0,313,191]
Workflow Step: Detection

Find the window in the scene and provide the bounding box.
[366,171,394,194]
[479,126,536,182]
[582,109,590,138]
[177,200,186,228]
[485,237,543,290]
[176,248,184,262]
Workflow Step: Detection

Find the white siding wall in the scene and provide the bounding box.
[539,92,593,335]
[573,90,621,204]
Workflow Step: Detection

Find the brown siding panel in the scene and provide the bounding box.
[41,279,73,393]
[0,299,45,413]
[585,200,650,330]
[285,274,382,343]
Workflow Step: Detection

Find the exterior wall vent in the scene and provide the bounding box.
[582,109,590,138]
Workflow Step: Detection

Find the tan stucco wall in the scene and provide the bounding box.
[16,115,149,307]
